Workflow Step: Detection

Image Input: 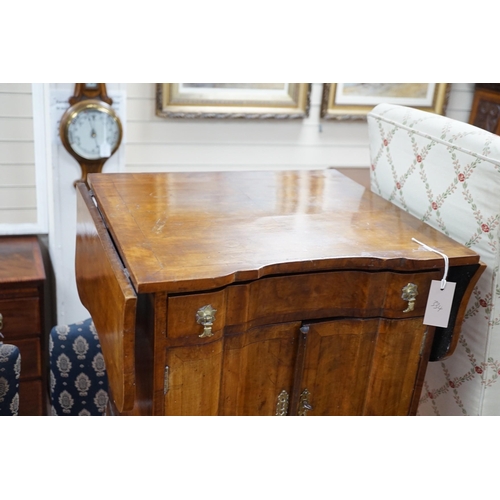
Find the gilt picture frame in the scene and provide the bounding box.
[156,83,311,119]
[320,83,451,120]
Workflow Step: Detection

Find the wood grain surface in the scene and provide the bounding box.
[88,169,480,294]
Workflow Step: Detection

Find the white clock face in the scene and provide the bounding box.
[67,107,121,161]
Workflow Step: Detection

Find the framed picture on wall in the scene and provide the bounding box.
[320,83,451,120]
[156,83,311,119]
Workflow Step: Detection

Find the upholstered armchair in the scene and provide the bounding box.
[0,340,21,416]
[49,318,109,415]
[367,103,500,415]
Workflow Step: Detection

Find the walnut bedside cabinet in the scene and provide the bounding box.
[75,169,484,416]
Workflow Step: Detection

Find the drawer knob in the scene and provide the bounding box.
[196,304,217,338]
[0,312,3,332]
[401,283,418,312]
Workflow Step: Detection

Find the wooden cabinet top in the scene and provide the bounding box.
[86,169,479,294]
[0,236,45,287]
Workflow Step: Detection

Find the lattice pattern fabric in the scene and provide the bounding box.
[0,342,21,416]
[367,103,500,416]
[49,318,109,416]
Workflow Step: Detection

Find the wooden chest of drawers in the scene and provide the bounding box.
[75,169,483,416]
[0,236,46,415]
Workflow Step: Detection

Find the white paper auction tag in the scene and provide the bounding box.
[423,280,456,328]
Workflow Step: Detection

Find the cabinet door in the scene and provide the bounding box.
[220,322,301,416]
[164,339,224,416]
[297,318,428,416]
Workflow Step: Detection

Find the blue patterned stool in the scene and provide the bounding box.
[49,318,109,416]
[0,340,21,416]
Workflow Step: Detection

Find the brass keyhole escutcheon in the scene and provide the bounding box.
[276,390,289,416]
[402,283,418,312]
[298,389,313,416]
[196,304,217,338]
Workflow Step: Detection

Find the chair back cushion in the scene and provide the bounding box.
[368,103,500,415]
[49,318,109,416]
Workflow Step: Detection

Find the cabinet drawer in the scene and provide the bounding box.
[19,379,43,416]
[12,337,41,379]
[167,289,226,340]
[0,298,41,338]
[225,270,442,330]
[167,270,441,339]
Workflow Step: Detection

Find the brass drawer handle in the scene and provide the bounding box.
[0,312,3,335]
[402,283,418,312]
[196,305,217,338]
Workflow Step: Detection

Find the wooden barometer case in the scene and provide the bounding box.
[59,83,122,186]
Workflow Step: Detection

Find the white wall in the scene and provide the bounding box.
[2,82,476,325]
[124,83,475,174]
[47,83,127,324]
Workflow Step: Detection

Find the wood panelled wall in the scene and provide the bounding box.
[0,83,37,225]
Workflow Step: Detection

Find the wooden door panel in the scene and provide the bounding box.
[300,318,427,416]
[363,318,427,416]
[220,322,301,416]
[300,319,379,416]
[164,339,223,415]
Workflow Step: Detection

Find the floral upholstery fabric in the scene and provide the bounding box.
[0,342,21,416]
[49,318,109,416]
[367,103,500,416]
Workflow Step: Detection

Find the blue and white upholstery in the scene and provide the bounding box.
[0,341,21,416]
[49,318,109,416]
